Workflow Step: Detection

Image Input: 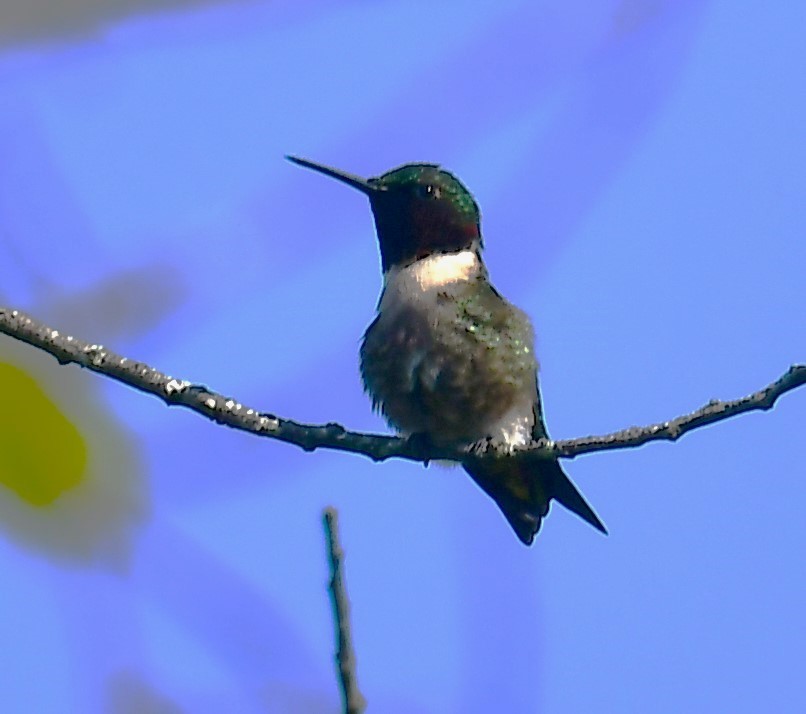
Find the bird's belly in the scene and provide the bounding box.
[360,305,536,445]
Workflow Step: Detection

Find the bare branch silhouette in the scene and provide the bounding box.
[1,307,803,465]
[323,507,366,714]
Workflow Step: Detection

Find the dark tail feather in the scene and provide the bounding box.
[464,456,607,546]
[547,460,607,536]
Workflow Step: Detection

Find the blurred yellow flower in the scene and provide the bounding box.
[0,361,87,504]
[0,341,148,568]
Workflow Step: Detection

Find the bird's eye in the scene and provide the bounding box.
[418,184,441,199]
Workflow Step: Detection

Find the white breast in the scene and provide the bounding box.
[380,250,480,312]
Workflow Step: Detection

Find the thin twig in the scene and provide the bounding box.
[1,306,803,464]
[550,363,806,457]
[323,507,366,714]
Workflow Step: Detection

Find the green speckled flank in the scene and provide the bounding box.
[452,285,537,384]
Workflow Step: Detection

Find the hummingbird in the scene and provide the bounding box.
[287,156,607,545]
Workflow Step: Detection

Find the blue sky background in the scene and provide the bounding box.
[0,1,804,712]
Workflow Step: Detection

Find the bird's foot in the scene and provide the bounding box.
[406,432,437,466]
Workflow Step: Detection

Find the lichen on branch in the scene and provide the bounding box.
[1,307,803,466]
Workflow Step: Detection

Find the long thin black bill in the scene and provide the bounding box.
[285,155,377,195]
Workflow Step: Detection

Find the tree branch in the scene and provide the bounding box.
[1,306,803,464]
[323,507,366,714]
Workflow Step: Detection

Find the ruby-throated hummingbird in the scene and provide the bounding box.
[287,156,606,545]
